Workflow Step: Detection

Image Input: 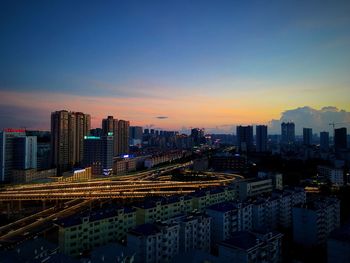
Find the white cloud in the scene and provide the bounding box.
[269,106,350,134]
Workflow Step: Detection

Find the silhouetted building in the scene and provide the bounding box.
[117,120,130,155]
[256,125,268,152]
[102,116,118,156]
[303,128,313,146]
[83,135,113,176]
[191,128,205,146]
[51,110,91,174]
[236,126,253,152]
[281,122,295,145]
[320,131,330,151]
[334,127,347,151]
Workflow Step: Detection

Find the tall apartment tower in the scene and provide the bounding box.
[236,125,254,152]
[117,120,130,155]
[281,122,295,144]
[334,127,347,151]
[102,116,118,156]
[303,128,313,146]
[256,125,268,152]
[0,128,26,182]
[320,131,330,151]
[51,110,91,174]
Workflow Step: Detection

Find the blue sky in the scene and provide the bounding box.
[0,0,350,131]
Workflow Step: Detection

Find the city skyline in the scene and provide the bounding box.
[1,0,350,132]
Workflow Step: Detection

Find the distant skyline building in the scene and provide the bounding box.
[191,128,205,146]
[303,128,313,146]
[256,125,268,152]
[0,128,26,182]
[83,135,113,176]
[281,122,295,144]
[130,126,143,146]
[320,131,330,151]
[51,110,91,174]
[117,120,130,155]
[334,127,347,151]
[236,125,253,152]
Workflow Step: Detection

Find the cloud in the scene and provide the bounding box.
[269,106,350,134]
[156,116,168,119]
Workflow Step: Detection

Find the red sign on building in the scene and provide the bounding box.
[4,128,26,133]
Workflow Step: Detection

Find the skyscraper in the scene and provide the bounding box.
[117,120,130,155]
[320,131,329,151]
[303,128,313,146]
[0,128,26,182]
[51,110,91,174]
[256,125,268,152]
[102,116,118,156]
[236,125,254,152]
[334,127,347,151]
[83,135,113,176]
[281,122,295,145]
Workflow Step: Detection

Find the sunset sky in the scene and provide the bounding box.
[1,0,350,133]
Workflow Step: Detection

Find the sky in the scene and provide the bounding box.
[1,0,350,133]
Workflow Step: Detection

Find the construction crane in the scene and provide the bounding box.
[329,122,350,129]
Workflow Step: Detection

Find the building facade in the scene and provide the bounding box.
[293,197,340,247]
[256,125,268,152]
[51,110,90,174]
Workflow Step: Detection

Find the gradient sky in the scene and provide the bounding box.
[1,0,350,132]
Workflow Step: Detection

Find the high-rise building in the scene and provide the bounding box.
[129,126,143,146]
[0,128,26,182]
[256,125,268,152]
[191,128,205,146]
[51,110,90,174]
[13,136,37,170]
[27,130,51,170]
[117,120,130,155]
[303,128,313,146]
[334,127,347,151]
[83,135,113,176]
[236,126,253,152]
[281,122,295,145]
[320,131,329,151]
[102,116,118,156]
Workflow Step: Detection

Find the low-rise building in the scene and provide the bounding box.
[328,222,350,263]
[127,222,180,263]
[113,157,137,175]
[217,231,283,263]
[206,201,252,245]
[56,204,136,256]
[134,196,193,225]
[317,165,344,186]
[12,168,57,183]
[236,178,273,200]
[167,212,212,253]
[58,167,92,182]
[190,187,236,211]
[144,150,184,169]
[293,197,340,247]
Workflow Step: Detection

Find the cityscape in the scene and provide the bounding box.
[1,1,350,263]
